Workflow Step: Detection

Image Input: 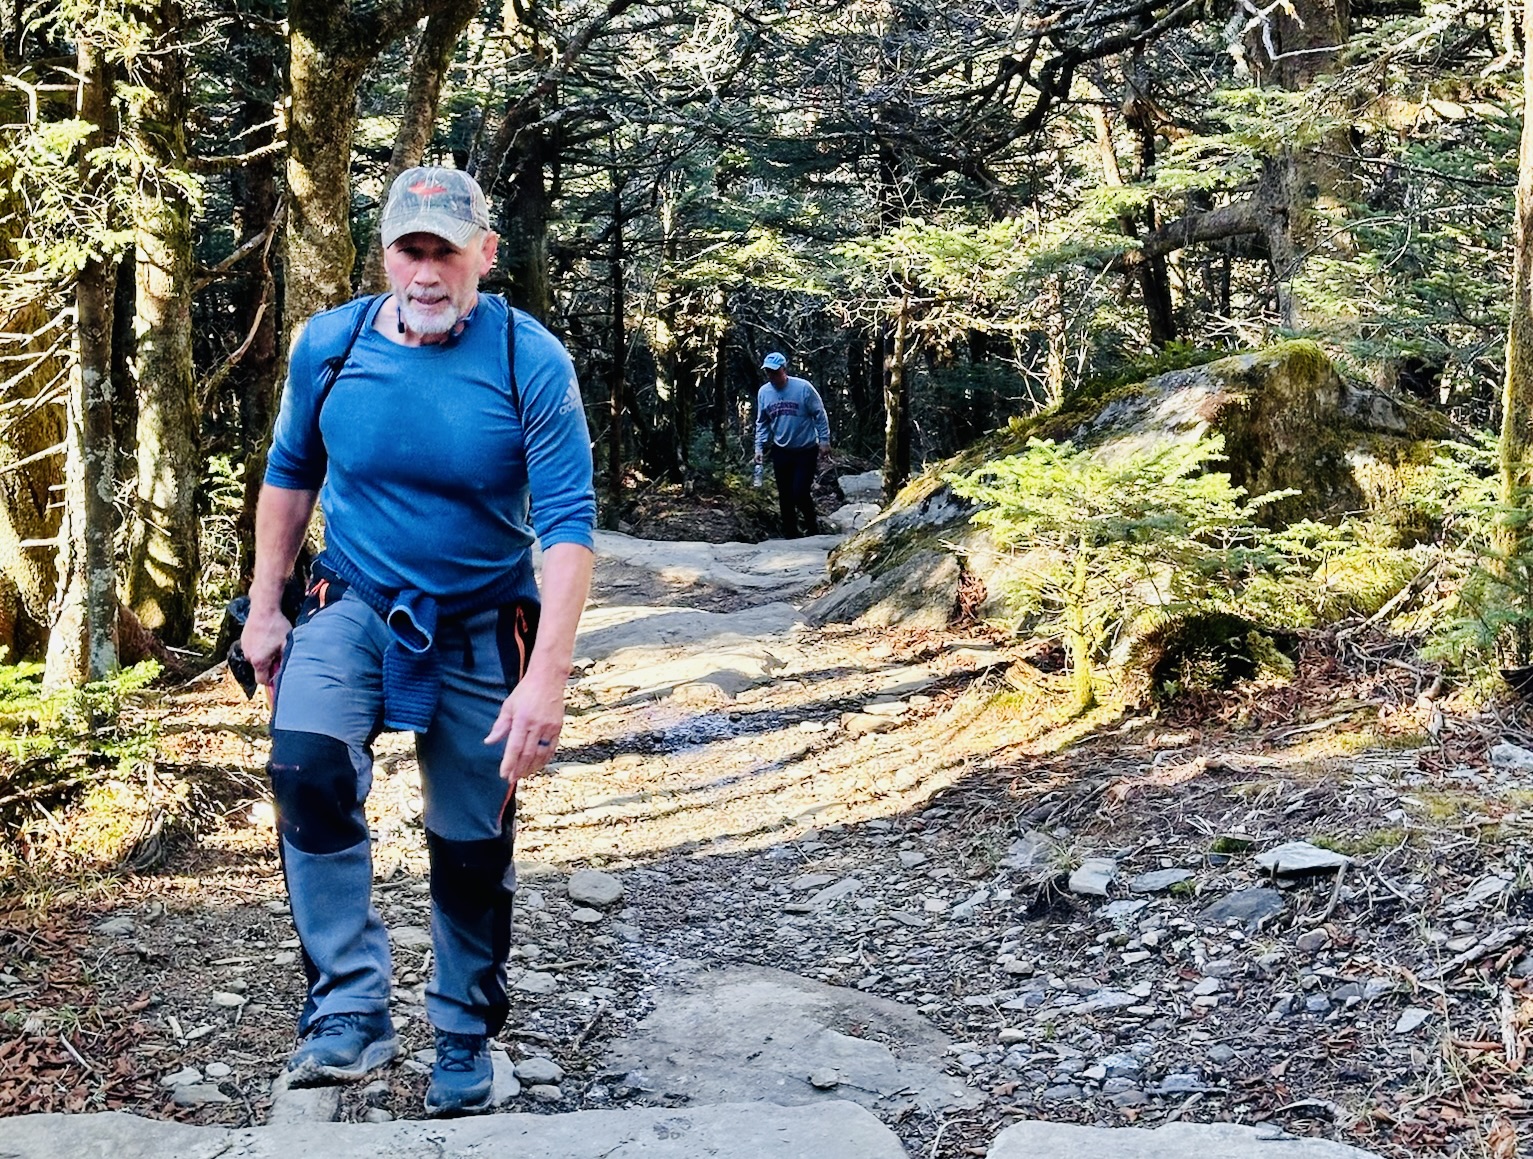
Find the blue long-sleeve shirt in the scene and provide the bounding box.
[754,375,830,455]
[266,294,595,609]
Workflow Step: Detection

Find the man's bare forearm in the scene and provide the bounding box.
[528,542,595,684]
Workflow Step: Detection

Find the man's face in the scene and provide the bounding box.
[766,367,788,387]
[384,230,498,338]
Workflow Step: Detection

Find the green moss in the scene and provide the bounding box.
[1211,834,1256,854]
[1311,828,1411,856]
[1309,546,1423,618]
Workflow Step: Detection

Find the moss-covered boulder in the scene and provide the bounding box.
[820,341,1449,629]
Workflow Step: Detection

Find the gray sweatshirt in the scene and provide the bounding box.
[754,375,831,455]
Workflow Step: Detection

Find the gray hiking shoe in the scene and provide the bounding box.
[423,1030,493,1116]
[285,1010,399,1087]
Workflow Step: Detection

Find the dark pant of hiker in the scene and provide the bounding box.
[267,585,535,1039]
[770,444,820,539]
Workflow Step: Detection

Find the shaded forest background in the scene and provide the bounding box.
[0,0,1522,685]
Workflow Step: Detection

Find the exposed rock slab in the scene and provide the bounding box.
[989,1120,1383,1159]
[602,964,977,1113]
[593,531,836,597]
[804,550,960,630]
[0,1102,908,1159]
[576,603,803,664]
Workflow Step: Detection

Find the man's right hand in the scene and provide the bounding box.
[241,608,293,688]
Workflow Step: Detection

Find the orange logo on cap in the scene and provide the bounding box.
[409,181,448,196]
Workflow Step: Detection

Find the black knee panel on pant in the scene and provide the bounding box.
[268,729,367,854]
[428,823,515,1034]
[426,823,515,917]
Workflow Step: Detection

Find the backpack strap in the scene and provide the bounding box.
[316,294,387,414]
[505,299,522,420]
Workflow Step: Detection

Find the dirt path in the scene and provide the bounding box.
[3,537,1531,1158]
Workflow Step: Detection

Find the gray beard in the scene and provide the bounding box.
[399,297,459,336]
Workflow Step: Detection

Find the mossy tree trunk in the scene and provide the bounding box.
[1499,0,1533,665]
[46,37,118,687]
[0,49,67,661]
[0,300,68,661]
[1247,0,1350,331]
[229,0,283,588]
[124,0,199,645]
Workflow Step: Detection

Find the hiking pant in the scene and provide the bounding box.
[267,581,536,1038]
[770,444,820,539]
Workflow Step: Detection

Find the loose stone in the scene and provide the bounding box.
[568,869,626,908]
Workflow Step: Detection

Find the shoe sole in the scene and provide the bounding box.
[286,1035,400,1088]
[423,1087,494,1117]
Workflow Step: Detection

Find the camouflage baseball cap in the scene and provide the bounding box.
[380,166,490,249]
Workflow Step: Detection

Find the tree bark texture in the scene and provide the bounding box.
[0,301,67,660]
[604,162,625,529]
[1090,89,1176,346]
[882,292,911,504]
[125,0,199,645]
[46,37,118,687]
[1498,0,1533,663]
[284,0,441,335]
[651,193,685,479]
[483,99,553,318]
[360,0,478,292]
[229,2,283,587]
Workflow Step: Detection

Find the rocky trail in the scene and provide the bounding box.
[2,507,1532,1158]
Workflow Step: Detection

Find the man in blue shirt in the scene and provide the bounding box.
[242,167,595,1116]
[753,352,831,538]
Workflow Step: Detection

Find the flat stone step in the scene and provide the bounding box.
[989,1121,1384,1159]
[0,1100,908,1159]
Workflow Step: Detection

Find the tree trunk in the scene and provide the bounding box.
[124,0,199,645]
[229,1,282,587]
[1090,90,1176,346]
[46,37,118,687]
[1498,0,1533,665]
[709,288,728,457]
[285,0,440,333]
[0,37,66,662]
[1245,0,1350,330]
[848,328,872,449]
[603,161,625,530]
[1258,153,1304,330]
[360,0,478,292]
[483,100,553,318]
[1044,275,1068,406]
[881,291,911,503]
[0,301,67,660]
[651,191,685,479]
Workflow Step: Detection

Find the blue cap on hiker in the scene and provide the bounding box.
[761,352,787,371]
[381,166,490,249]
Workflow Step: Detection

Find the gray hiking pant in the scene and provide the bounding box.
[267,582,536,1037]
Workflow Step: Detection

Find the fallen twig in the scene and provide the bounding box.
[58,1034,96,1076]
[574,1000,608,1050]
